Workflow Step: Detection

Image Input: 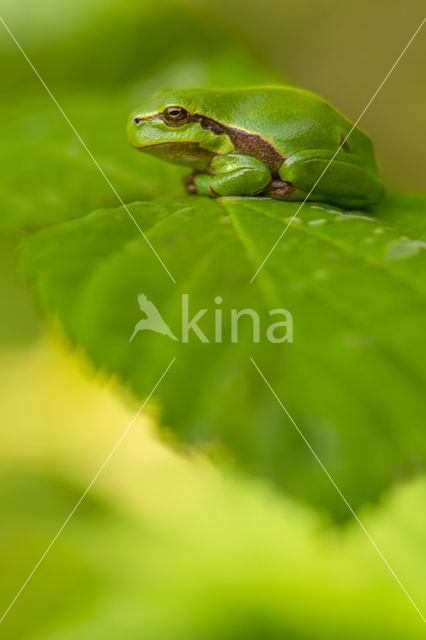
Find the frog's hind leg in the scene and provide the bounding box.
[278,149,384,208]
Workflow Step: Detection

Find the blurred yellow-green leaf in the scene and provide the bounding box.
[0,339,425,637]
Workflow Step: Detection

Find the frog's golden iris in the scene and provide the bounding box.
[164,106,188,122]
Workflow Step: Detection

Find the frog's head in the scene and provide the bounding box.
[127,88,233,170]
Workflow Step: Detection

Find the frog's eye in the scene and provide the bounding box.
[163,106,188,125]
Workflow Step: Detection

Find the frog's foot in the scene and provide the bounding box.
[183,172,218,197]
[262,179,294,200]
[183,173,198,195]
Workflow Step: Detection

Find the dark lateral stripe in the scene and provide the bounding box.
[192,113,285,173]
[149,111,285,172]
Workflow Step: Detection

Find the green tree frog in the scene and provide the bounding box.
[127,86,384,208]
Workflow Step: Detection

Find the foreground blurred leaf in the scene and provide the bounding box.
[1,468,425,638]
[21,193,426,515]
[0,235,42,345]
[0,470,125,638]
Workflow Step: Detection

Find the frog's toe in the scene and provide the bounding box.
[262,179,294,200]
[183,173,198,194]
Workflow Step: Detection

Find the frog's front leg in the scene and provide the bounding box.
[186,153,271,198]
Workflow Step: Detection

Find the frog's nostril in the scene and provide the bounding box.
[133,117,143,125]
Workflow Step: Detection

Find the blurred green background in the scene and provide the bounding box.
[0,0,425,637]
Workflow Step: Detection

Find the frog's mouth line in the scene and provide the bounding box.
[135,141,206,151]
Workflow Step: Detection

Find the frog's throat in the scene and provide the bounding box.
[148,112,286,174]
[138,141,215,171]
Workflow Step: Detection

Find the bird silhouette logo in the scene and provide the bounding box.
[129,294,179,343]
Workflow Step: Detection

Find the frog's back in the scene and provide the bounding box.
[150,85,378,169]
[220,86,374,161]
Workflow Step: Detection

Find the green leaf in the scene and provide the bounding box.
[20,192,426,515]
[368,193,426,240]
